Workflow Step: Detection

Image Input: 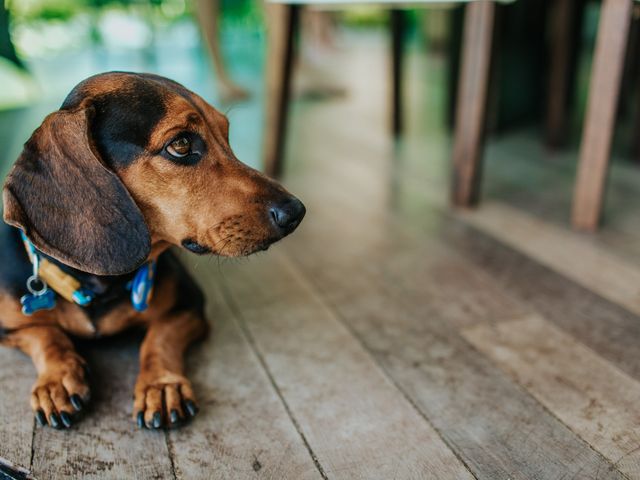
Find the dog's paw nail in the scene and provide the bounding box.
[35,409,46,426]
[184,400,198,417]
[152,412,162,429]
[70,394,84,412]
[60,411,72,428]
[49,413,61,429]
[169,409,180,425]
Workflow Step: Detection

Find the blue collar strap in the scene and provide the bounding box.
[129,261,157,312]
[20,230,156,314]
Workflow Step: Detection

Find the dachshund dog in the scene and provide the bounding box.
[0,72,305,430]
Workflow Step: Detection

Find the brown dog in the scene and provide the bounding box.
[0,72,305,430]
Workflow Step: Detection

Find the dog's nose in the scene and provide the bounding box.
[269,197,306,235]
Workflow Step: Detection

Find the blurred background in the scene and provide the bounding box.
[1,1,639,240]
[2,0,640,284]
[0,0,267,176]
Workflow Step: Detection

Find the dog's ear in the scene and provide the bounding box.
[2,107,151,275]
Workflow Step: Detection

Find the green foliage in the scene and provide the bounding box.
[8,0,90,22]
[219,0,263,29]
[8,0,263,25]
[340,7,386,27]
[339,7,417,29]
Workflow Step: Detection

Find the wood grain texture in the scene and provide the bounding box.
[167,255,322,480]
[463,314,640,478]
[446,213,640,383]
[0,348,35,473]
[217,252,475,480]
[278,94,634,473]
[30,337,174,480]
[284,232,622,480]
[572,0,633,231]
[290,204,528,332]
[264,184,621,479]
[457,201,640,318]
[451,1,495,206]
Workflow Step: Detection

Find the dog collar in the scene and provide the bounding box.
[19,230,156,315]
[128,261,157,312]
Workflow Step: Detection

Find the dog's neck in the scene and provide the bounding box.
[148,239,172,262]
[18,230,171,301]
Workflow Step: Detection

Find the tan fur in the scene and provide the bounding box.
[119,91,287,258]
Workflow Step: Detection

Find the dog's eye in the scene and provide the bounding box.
[162,133,204,165]
[167,137,191,158]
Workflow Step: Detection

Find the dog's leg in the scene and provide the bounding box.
[4,326,90,429]
[133,310,207,429]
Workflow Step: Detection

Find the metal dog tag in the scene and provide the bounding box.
[21,276,56,315]
[21,289,56,315]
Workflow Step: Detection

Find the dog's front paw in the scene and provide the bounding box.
[31,353,90,429]
[133,371,198,430]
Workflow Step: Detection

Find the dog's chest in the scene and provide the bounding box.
[0,292,137,339]
[55,299,139,337]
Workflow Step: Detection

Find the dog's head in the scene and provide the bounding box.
[3,72,305,275]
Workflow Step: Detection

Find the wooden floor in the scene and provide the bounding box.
[2,32,640,480]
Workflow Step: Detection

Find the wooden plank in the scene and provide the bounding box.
[0,348,35,473]
[291,205,528,331]
[386,249,529,331]
[462,314,640,479]
[451,1,495,206]
[266,43,636,472]
[446,212,640,383]
[279,182,625,478]
[285,235,625,479]
[572,0,633,231]
[457,201,640,318]
[167,255,323,480]
[30,336,174,479]
[0,258,319,480]
[216,252,475,480]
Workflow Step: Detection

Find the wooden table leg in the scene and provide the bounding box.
[545,0,576,148]
[451,1,496,207]
[390,9,406,137]
[263,4,300,178]
[572,0,633,232]
[627,11,640,162]
[635,66,640,162]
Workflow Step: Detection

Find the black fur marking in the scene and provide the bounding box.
[90,80,167,168]
[0,222,34,298]
[4,106,152,276]
[60,72,215,169]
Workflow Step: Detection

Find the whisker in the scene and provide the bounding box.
[213,234,237,272]
[218,237,235,258]
[205,220,226,236]
[210,234,235,250]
